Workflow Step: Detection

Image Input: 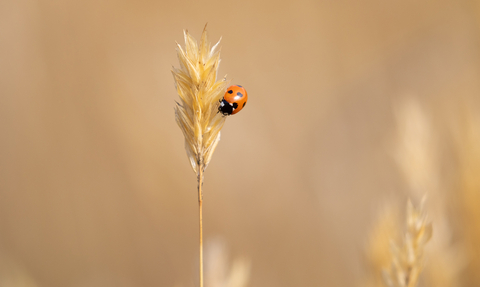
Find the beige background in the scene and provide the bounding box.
[1,0,479,286]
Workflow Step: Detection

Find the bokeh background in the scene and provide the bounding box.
[1,0,480,286]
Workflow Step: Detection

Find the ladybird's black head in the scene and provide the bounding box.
[218,99,238,116]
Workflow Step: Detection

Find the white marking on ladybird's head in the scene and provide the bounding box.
[220,101,225,107]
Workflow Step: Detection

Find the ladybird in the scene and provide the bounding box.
[218,85,248,116]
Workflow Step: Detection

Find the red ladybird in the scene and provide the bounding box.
[218,85,248,116]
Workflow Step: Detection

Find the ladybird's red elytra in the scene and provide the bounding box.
[218,85,248,116]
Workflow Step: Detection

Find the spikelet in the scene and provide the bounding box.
[382,199,432,287]
[173,26,228,174]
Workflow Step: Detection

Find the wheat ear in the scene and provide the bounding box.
[173,26,228,287]
[382,199,433,287]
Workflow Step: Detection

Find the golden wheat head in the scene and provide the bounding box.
[382,198,432,287]
[173,26,228,174]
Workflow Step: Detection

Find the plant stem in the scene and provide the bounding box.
[198,167,204,287]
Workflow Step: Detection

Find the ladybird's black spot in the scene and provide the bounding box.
[236,92,243,97]
[227,90,233,94]
[232,102,238,109]
[243,102,246,107]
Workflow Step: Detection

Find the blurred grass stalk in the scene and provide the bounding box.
[365,98,480,287]
[455,108,480,287]
[365,99,436,287]
[382,199,432,287]
[173,26,228,287]
[205,239,251,287]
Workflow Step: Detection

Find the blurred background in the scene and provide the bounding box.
[1,0,480,286]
